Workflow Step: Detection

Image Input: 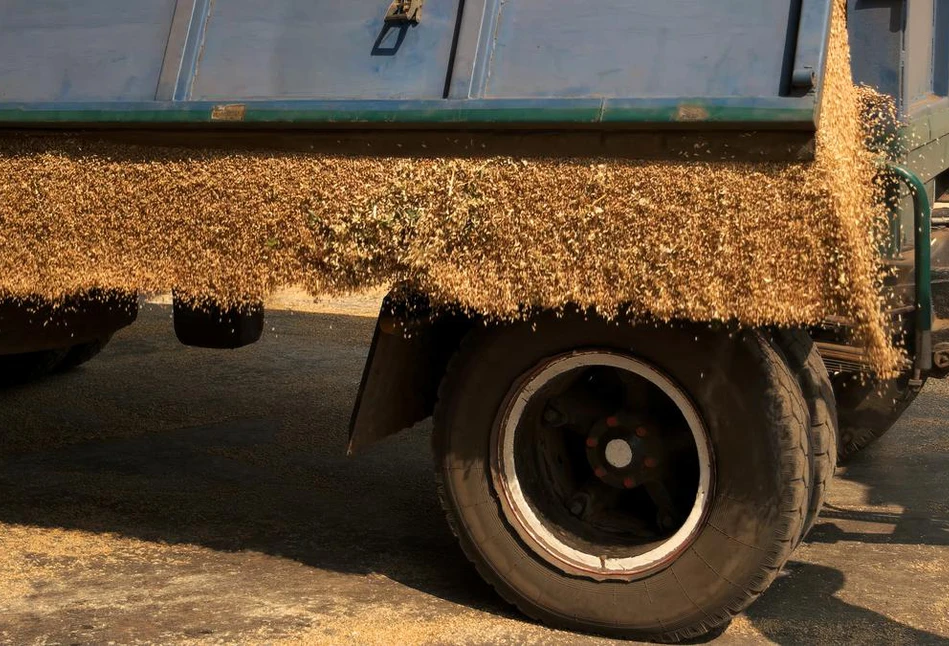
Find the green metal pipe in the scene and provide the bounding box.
[0,98,817,127]
[887,164,932,381]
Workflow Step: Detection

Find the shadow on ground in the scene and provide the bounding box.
[745,561,948,644]
[0,304,947,644]
[745,381,949,644]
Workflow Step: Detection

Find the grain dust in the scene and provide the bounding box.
[0,522,177,603]
[0,0,901,374]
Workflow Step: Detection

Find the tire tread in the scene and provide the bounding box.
[773,329,838,542]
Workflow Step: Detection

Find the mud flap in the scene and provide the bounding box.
[348,295,470,454]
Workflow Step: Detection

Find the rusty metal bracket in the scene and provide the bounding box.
[385,0,423,24]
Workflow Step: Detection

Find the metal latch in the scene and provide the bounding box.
[385,0,423,23]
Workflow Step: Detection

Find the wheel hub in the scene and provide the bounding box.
[493,351,714,580]
[585,413,665,490]
[604,438,633,468]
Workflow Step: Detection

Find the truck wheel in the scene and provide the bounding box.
[0,348,69,387]
[833,373,921,461]
[55,337,111,373]
[433,316,810,642]
[772,330,838,542]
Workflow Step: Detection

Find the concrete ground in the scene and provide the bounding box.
[1,292,948,646]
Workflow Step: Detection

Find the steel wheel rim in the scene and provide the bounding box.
[492,350,714,580]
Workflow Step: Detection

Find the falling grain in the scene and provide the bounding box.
[0,0,902,375]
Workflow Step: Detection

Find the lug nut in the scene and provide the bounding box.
[623,477,635,488]
[606,416,619,428]
[635,426,648,437]
[644,457,657,468]
[586,437,598,448]
[594,467,607,478]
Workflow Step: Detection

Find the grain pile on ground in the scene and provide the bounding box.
[0,0,901,374]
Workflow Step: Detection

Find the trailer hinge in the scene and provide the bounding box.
[385,0,424,24]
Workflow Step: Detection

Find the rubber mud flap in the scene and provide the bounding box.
[833,372,920,461]
[173,295,263,349]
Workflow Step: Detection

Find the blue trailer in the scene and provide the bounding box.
[0,1,947,641]
[0,1,832,127]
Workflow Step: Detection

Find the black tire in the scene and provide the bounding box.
[772,330,838,542]
[0,348,69,387]
[833,372,921,461]
[433,315,810,642]
[55,336,110,373]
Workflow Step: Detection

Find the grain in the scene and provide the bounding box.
[0,0,902,374]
